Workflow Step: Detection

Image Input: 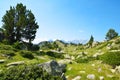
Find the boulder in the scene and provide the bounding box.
[87,74,95,80]
[38,60,66,80]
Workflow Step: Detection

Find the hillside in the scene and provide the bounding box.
[0,37,120,80]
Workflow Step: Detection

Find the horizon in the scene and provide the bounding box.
[0,0,120,44]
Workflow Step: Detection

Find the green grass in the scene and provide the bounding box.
[66,60,120,80]
[1,37,120,79]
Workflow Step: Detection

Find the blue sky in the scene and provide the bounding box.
[0,0,120,43]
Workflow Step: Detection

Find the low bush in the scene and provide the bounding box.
[75,56,94,63]
[12,41,27,50]
[0,44,15,50]
[100,51,120,67]
[46,51,64,59]
[19,50,34,59]
[0,65,62,80]
[35,51,45,55]
[30,44,40,51]
[0,50,15,57]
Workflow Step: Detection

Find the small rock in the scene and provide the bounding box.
[110,69,115,73]
[72,76,81,80]
[98,68,102,72]
[66,76,69,79]
[71,56,75,60]
[115,66,120,73]
[64,54,71,59]
[91,64,95,67]
[107,74,113,78]
[87,74,95,80]
[99,76,104,80]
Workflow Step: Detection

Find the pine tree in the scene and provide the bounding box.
[105,28,118,40]
[1,3,39,44]
[88,35,94,48]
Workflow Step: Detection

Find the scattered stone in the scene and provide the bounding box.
[79,71,85,74]
[71,56,75,60]
[91,64,95,67]
[92,41,99,47]
[107,74,114,78]
[7,61,24,66]
[84,52,88,55]
[64,54,71,59]
[110,69,116,73]
[93,52,103,58]
[99,76,104,80]
[87,74,95,80]
[0,59,5,63]
[72,76,81,80]
[7,66,14,69]
[109,50,120,52]
[66,76,69,79]
[115,66,120,73]
[58,59,72,64]
[111,42,115,46]
[98,68,102,72]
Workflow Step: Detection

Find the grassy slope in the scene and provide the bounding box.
[64,37,120,80]
[0,37,120,80]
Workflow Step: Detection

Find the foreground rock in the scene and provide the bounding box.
[38,60,66,80]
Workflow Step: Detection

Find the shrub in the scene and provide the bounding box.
[30,44,40,51]
[100,51,120,67]
[0,50,15,57]
[0,65,62,80]
[76,56,88,63]
[75,56,94,63]
[35,51,45,55]
[75,53,95,63]
[46,51,64,59]
[12,41,27,50]
[0,44,15,50]
[19,50,34,59]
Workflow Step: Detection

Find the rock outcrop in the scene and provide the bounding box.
[7,61,24,66]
